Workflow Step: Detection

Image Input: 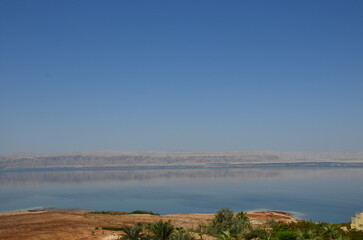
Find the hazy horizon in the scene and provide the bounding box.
[1,1,363,154]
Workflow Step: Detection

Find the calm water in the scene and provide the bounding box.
[0,167,362,223]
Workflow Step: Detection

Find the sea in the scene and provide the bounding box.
[0,167,362,223]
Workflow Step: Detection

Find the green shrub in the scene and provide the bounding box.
[347,229,363,240]
[207,208,251,237]
[276,231,297,240]
[102,226,124,231]
[207,208,234,236]
[243,228,269,240]
[235,211,248,221]
[269,221,290,233]
[128,210,160,215]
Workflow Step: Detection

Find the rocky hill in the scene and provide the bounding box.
[1,151,363,170]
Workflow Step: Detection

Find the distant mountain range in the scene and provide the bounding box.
[1,151,363,170]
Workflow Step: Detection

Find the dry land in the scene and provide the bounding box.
[0,210,296,240]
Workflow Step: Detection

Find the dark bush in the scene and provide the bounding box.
[276,231,297,240]
[347,229,363,240]
[207,208,251,237]
[102,226,124,231]
[128,210,160,215]
[243,228,269,240]
[207,208,235,236]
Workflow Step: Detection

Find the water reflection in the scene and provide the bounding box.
[1,167,363,186]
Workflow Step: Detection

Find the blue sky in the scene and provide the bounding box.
[1,0,363,154]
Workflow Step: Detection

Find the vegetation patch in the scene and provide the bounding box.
[128,210,160,215]
[276,231,297,240]
[206,208,251,237]
[102,226,124,231]
[89,211,126,215]
[200,208,363,240]
[120,221,194,240]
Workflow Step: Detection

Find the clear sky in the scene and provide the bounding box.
[1,0,363,154]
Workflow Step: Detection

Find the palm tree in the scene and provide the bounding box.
[148,220,174,240]
[121,223,145,240]
[322,225,339,240]
[217,231,235,240]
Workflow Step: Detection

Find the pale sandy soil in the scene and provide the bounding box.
[0,210,296,240]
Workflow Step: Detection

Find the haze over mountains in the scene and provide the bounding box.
[1,151,363,170]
